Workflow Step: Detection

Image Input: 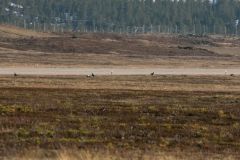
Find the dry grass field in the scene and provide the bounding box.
[0,25,53,38]
[0,31,239,68]
[0,25,239,159]
[0,75,239,159]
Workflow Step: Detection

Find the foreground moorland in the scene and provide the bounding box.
[0,75,239,159]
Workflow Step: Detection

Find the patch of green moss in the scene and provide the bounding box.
[33,123,56,138]
[17,127,30,138]
[0,104,33,114]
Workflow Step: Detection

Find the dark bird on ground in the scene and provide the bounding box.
[92,73,95,77]
[151,72,155,76]
[14,73,17,77]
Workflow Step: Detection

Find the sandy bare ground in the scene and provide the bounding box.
[0,67,239,75]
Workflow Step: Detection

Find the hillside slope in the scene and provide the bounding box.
[0,24,52,38]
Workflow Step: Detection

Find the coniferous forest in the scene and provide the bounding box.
[0,0,240,35]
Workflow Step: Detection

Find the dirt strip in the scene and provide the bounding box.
[0,67,239,76]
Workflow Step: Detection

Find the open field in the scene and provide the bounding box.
[0,30,239,68]
[0,75,240,159]
[1,75,240,91]
[0,25,239,159]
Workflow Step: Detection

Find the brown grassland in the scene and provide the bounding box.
[0,75,239,159]
[0,25,240,159]
[0,26,240,68]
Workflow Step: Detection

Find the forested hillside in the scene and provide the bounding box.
[0,0,240,35]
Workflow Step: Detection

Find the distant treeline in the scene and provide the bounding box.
[0,0,240,35]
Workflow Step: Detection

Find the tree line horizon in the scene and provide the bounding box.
[0,0,240,35]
